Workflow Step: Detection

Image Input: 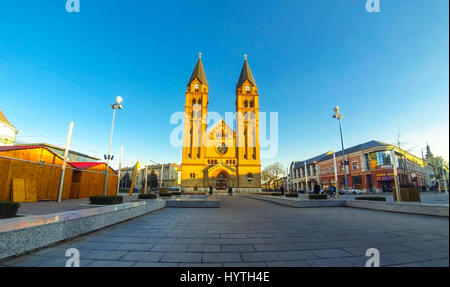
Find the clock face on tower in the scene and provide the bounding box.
[216,143,228,154]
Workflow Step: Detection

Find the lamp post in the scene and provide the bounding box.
[441,160,448,195]
[104,96,123,196]
[332,106,349,195]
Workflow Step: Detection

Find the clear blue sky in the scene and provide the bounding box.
[1,0,448,169]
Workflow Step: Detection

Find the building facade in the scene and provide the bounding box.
[289,140,426,193]
[180,54,262,192]
[119,163,180,191]
[0,109,18,146]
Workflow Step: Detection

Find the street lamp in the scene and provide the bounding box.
[332,106,349,195]
[104,96,123,196]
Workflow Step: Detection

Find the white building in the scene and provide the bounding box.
[0,109,18,146]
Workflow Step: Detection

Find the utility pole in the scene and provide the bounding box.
[116,145,123,196]
[333,106,349,194]
[304,161,309,196]
[104,96,123,195]
[391,149,401,202]
[144,160,149,194]
[57,121,74,202]
[333,151,339,199]
[441,160,448,195]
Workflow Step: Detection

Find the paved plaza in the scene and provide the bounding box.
[1,195,448,267]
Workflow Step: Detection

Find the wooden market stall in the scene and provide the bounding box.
[0,146,74,202]
[69,162,118,199]
[0,146,118,202]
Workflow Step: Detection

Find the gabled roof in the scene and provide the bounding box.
[187,55,208,87]
[15,142,100,161]
[0,145,44,152]
[205,119,236,136]
[236,58,256,88]
[0,109,17,130]
[0,145,76,168]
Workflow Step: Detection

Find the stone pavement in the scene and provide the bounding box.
[1,195,448,267]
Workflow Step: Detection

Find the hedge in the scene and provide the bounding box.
[159,193,172,197]
[171,192,182,196]
[309,194,328,200]
[270,192,282,196]
[138,194,157,200]
[89,195,123,205]
[0,201,20,219]
[355,196,386,201]
[285,193,299,198]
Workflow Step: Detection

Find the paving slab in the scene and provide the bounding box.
[1,195,448,267]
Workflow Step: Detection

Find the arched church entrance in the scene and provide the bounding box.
[215,171,229,190]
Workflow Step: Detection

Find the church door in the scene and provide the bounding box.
[216,172,228,190]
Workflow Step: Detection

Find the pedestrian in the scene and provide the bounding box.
[280,185,284,195]
[314,183,320,194]
[228,185,233,196]
[209,185,213,195]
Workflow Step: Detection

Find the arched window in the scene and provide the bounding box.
[249,100,254,108]
[244,100,248,108]
[247,173,254,182]
[192,99,196,105]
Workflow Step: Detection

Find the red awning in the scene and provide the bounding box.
[69,162,104,170]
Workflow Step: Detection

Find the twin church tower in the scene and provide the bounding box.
[180,54,262,192]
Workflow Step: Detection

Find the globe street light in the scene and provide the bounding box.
[333,106,349,195]
[104,96,123,196]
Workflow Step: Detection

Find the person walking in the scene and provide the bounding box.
[314,183,321,194]
[228,185,233,196]
[209,185,213,195]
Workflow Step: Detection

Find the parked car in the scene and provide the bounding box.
[346,188,363,194]
[168,186,180,192]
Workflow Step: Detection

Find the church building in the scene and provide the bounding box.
[180,54,262,192]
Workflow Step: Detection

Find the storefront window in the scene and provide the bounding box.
[366,151,392,170]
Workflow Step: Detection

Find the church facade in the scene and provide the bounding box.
[180,54,262,192]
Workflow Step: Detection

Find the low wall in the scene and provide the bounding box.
[0,199,166,260]
[346,200,449,217]
[242,194,345,207]
[242,194,449,217]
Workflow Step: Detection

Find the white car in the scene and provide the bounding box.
[346,188,363,194]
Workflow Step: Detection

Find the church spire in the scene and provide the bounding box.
[187,52,208,87]
[236,54,256,88]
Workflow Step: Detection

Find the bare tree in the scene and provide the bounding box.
[263,162,286,190]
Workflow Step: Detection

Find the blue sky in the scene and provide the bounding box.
[1,0,448,170]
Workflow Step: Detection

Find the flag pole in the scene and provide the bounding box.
[57,121,74,202]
